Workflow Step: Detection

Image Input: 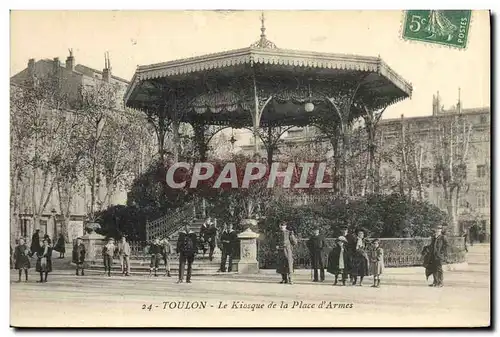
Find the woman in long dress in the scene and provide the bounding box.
[425,10,458,41]
[54,233,66,258]
[35,238,53,283]
[351,229,370,286]
[327,236,350,286]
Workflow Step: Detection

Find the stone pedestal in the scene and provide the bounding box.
[237,228,259,274]
[81,231,105,265]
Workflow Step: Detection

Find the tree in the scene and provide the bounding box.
[75,80,122,220]
[432,113,473,234]
[99,108,156,209]
[55,110,87,241]
[10,74,70,230]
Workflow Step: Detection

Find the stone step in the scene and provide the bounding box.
[84,259,236,276]
[83,269,237,277]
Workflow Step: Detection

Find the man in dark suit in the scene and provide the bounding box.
[429,225,448,287]
[176,223,198,284]
[219,223,238,272]
[341,226,355,282]
[307,228,326,282]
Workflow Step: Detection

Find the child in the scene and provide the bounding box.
[326,236,349,286]
[72,237,86,276]
[149,238,162,277]
[35,238,53,283]
[14,238,31,282]
[369,239,384,288]
[161,236,173,277]
[102,238,116,277]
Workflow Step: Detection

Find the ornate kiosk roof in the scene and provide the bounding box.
[125,15,412,128]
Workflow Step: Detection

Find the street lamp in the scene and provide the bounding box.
[304,81,315,112]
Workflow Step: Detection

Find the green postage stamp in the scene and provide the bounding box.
[402,10,472,49]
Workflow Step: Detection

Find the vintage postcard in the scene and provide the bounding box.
[9,10,490,328]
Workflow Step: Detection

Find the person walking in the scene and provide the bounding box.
[161,236,173,277]
[118,235,131,276]
[276,222,298,285]
[177,223,198,283]
[102,238,116,277]
[54,233,66,259]
[35,238,53,283]
[307,228,326,282]
[327,236,350,286]
[14,238,31,282]
[219,224,237,272]
[369,239,384,288]
[72,237,86,276]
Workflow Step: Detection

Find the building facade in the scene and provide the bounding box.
[238,96,491,238]
[10,51,130,243]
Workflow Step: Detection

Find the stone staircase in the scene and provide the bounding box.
[85,215,237,276]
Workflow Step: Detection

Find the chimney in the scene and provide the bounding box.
[28,58,35,77]
[66,48,75,71]
[102,52,112,82]
[432,91,441,115]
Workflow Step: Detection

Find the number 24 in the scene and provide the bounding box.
[409,15,427,32]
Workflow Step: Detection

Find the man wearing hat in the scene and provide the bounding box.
[307,228,326,282]
[72,237,86,276]
[427,225,448,287]
[102,238,116,277]
[118,235,131,276]
[276,222,298,285]
[327,236,350,286]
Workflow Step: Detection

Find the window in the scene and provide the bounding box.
[40,220,47,237]
[476,192,488,208]
[20,219,28,238]
[477,165,487,178]
[480,115,488,124]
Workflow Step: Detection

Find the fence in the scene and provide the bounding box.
[145,202,196,241]
[94,235,466,269]
[258,236,467,269]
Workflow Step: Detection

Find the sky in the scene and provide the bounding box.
[10,10,490,124]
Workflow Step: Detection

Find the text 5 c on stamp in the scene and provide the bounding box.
[402,10,472,49]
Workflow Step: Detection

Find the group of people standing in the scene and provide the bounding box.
[278,223,450,288]
[12,229,55,283]
[276,224,383,287]
[95,217,239,284]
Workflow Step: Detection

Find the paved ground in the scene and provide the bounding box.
[10,244,490,328]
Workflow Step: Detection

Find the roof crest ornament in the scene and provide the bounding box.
[250,12,277,49]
